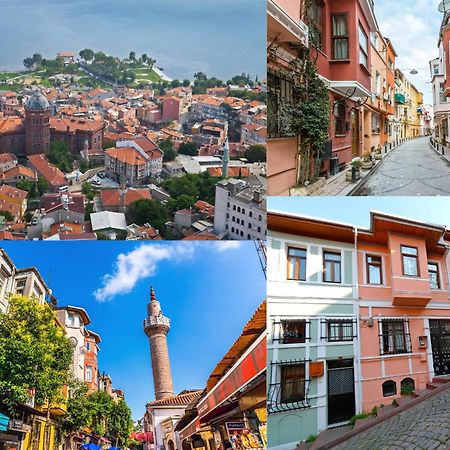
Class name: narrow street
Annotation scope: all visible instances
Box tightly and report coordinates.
[333,387,450,450]
[354,137,450,196]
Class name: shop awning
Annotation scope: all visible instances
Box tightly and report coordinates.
[197,334,266,421]
[0,413,9,431]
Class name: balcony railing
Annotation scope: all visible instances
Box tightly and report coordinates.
[268,378,311,414]
[395,93,406,104]
[144,315,170,328]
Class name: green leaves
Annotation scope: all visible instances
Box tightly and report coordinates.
[0,295,73,414]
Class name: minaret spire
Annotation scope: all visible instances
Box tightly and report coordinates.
[222,138,229,179]
[144,286,174,400]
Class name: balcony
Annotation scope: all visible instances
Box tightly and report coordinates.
[267,0,308,47]
[395,93,406,104]
[391,277,432,307]
[144,315,170,328]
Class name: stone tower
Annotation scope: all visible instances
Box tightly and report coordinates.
[144,286,174,400]
[221,138,229,179]
[25,89,51,155]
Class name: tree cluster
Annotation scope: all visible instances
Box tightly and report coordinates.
[0,295,73,413]
[48,141,74,173]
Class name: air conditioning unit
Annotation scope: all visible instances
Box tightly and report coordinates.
[383,93,390,101]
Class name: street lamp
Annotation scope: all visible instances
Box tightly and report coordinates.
[399,68,419,75]
[438,0,450,12]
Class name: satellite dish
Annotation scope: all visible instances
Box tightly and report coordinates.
[439,0,450,12]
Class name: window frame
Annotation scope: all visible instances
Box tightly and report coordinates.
[326,319,354,342]
[280,319,307,344]
[428,262,440,289]
[334,99,347,136]
[366,254,383,285]
[287,247,307,281]
[331,13,349,60]
[401,245,420,277]
[380,319,411,356]
[358,23,369,68]
[280,363,306,404]
[323,250,342,284]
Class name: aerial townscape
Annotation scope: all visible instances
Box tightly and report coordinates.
[267,0,440,197]
[0,49,267,241]
[0,242,267,450]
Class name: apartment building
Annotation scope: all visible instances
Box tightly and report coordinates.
[267,212,360,449]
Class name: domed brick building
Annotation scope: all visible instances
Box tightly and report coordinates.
[0,89,105,158]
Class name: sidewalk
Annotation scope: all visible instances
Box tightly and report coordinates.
[313,138,412,196]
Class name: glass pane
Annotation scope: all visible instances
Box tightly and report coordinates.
[334,262,341,282]
[403,256,418,276]
[402,246,418,256]
[359,25,368,52]
[289,248,306,258]
[325,253,341,262]
[332,15,347,36]
[334,39,348,59]
[368,265,381,284]
[299,261,306,281]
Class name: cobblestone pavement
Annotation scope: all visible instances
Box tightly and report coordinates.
[333,388,450,450]
[354,137,450,196]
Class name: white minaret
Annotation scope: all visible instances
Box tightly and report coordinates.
[222,138,229,179]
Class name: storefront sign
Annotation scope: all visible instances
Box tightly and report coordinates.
[8,419,31,433]
[225,422,263,450]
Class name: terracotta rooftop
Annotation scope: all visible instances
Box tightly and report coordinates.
[27,154,66,186]
[105,147,147,166]
[207,167,250,178]
[0,153,17,164]
[100,188,151,207]
[0,117,24,135]
[147,390,203,408]
[50,116,105,133]
[2,165,37,181]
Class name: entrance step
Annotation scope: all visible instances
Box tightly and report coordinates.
[432,375,450,384]
[395,395,416,407]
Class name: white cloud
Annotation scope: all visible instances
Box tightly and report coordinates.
[93,243,194,302]
[212,241,242,252]
[376,0,443,104]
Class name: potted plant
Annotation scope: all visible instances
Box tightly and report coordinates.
[346,158,362,182]
[361,151,373,170]
[374,146,382,160]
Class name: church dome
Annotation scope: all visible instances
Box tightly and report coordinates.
[26,89,50,111]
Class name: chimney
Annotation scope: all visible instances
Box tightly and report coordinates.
[253,189,262,203]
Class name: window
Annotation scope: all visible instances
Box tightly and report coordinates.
[323,251,341,283]
[67,313,76,327]
[375,71,381,95]
[371,113,381,133]
[380,320,411,355]
[309,0,324,49]
[334,100,346,135]
[280,364,306,403]
[440,83,446,104]
[359,24,369,68]
[268,70,295,138]
[86,342,91,351]
[367,255,383,285]
[382,380,397,397]
[281,320,306,344]
[428,262,440,289]
[401,245,419,276]
[400,377,415,394]
[85,365,92,382]
[287,247,307,281]
[327,320,353,342]
[331,14,349,60]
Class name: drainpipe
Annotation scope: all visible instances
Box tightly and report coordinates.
[354,226,363,414]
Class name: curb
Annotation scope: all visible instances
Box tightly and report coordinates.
[429,138,450,165]
[305,381,450,450]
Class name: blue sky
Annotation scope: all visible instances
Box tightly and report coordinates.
[0,0,265,80]
[0,241,265,420]
[375,0,443,105]
[269,197,450,229]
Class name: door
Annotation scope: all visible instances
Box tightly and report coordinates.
[429,320,450,375]
[351,111,359,157]
[327,359,355,425]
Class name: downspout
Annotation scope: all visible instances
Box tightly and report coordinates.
[354,226,363,414]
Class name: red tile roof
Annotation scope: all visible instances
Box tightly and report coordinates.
[27,154,66,187]
[100,188,151,207]
[105,147,147,166]
[147,390,203,408]
[50,116,105,133]
[207,167,250,178]
[2,165,38,181]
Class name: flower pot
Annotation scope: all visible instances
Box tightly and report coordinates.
[346,169,361,182]
[375,153,382,160]
[361,160,373,170]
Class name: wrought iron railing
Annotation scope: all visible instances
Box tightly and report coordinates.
[268,378,311,414]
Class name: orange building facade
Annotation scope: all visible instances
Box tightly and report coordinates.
[357,212,450,411]
[84,330,101,392]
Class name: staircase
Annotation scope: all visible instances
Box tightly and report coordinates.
[295,376,450,450]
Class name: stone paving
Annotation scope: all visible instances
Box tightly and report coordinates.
[354,136,450,196]
[333,388,450,450]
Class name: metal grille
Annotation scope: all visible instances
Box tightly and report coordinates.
[267,70,296,139]
[272,319,311,343]
[378,319,412,356]
[328,367,354,395]
[430,319,450,376]
[320,318,357,341]
[268,360,311,414]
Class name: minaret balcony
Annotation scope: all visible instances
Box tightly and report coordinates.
[144,315,170,329]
